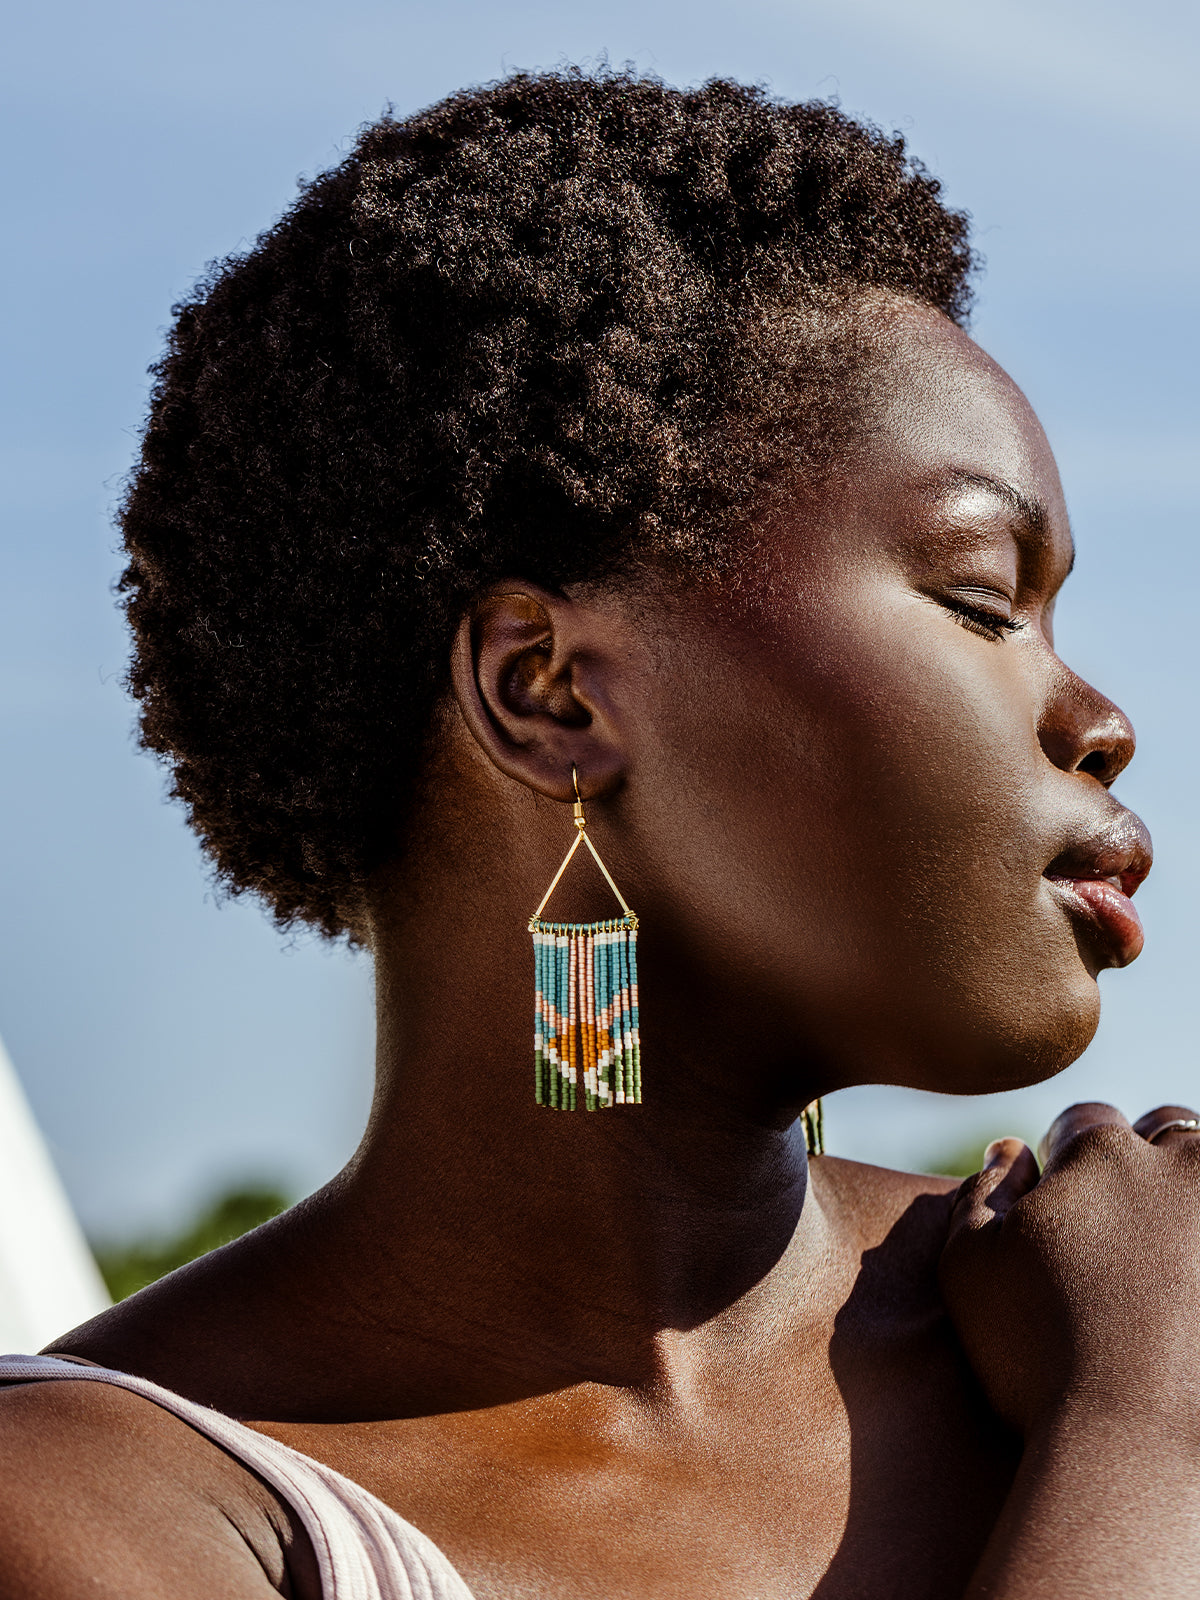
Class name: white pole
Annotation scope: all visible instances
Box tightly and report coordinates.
[0,1034,110,1352]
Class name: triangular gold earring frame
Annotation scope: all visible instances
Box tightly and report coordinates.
[529,775,637,928]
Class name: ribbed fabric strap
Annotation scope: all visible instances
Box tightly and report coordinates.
[0,1354,477,1600]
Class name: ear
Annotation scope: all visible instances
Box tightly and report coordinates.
[449,583,627,803]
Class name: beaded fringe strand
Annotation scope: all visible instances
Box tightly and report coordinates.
[530,915,641,1109]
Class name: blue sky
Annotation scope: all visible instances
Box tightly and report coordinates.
[1,0,1196,1235]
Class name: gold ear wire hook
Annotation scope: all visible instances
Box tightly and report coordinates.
[530,764,635,924]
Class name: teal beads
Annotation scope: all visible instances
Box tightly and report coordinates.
[529,914,641,1110]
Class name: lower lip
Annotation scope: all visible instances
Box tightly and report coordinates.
[1046,876,1144,967]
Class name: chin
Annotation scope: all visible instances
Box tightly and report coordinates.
[973,997,1101,1096]
[892,975,1103,1098]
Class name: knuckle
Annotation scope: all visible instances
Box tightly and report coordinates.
[1055,1121,1137,1166]
[1052,1100,1122,1127]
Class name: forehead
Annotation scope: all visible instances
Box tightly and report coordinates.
[863,302,1068,527]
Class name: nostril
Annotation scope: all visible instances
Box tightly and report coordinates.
[1038,682,1135,784]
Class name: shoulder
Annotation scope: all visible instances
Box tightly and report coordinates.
[0,1376,304,1597]
[812,1153,960,1231]
[810,1154,961,1298]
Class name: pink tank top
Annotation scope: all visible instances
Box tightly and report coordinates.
[0,1353,477,1600]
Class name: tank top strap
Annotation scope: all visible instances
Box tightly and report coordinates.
[0,1353,477,1600]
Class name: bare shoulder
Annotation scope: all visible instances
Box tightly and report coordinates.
[810,1153,961,1289]
[813,1152,960,1223]
[43,1211,315,1416]
[0,1377,305,1598]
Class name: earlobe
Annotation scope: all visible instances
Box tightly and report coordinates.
[449,584,626,802]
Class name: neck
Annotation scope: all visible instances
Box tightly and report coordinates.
[63,775,846,1423]
[305,855,830,1412]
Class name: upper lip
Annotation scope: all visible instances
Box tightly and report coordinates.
[1043,811,1153,899]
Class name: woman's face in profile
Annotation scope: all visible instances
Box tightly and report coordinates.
[632,301,1150,1103]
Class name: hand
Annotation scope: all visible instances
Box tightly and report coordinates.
[939,1102,1200,1437]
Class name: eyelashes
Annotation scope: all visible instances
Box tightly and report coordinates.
[942,597,1024,642]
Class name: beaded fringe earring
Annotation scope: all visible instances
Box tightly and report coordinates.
[529,768,640,1110]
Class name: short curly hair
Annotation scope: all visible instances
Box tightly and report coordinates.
[119,67,975,939]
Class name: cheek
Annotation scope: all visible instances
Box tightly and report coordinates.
[649,586,1099,1090]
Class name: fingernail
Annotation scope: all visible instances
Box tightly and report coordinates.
[983,1139,1010,1169]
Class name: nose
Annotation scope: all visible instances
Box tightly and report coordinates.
[1038,668,1136,788]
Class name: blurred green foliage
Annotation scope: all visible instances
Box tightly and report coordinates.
[921,1137,1039,1179]
[93,1186,292,1302]
[927,1142,993,1179]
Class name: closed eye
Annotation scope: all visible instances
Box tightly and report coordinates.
[942,597,1024,643]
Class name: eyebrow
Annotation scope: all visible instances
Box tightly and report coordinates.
[936,468,1076,579]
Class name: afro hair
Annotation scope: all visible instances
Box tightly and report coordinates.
[119,67,975,939]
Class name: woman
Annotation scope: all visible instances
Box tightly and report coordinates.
[2,68,1196,1599]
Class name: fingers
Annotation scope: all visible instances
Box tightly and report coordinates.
[980,1138,1041,1216]
[1132,1105,1200,1147]
[949,1138,1040,1238]
[1035,1100,1200,1169]
[1037,1101,1132,1169]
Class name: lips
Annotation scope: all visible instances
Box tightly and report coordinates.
[1044,812,1152,969]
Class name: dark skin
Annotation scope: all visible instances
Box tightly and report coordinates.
[1,299,1193,1599]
